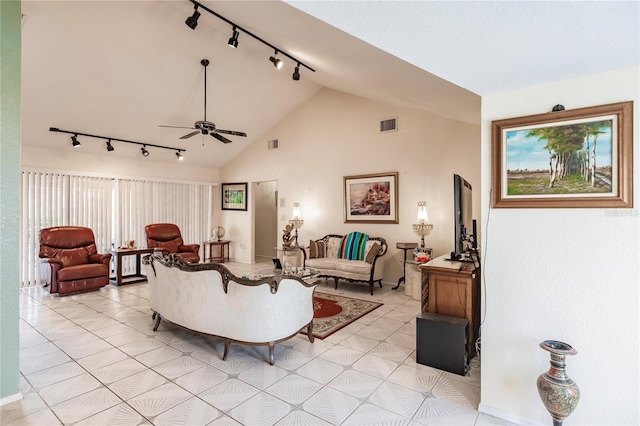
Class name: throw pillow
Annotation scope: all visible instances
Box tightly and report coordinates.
[309,239,326,259]
[365,242,380,264]
[338,232,369,260]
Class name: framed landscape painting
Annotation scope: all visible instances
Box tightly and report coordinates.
[491,101,633,208]
[344,172,398,223]
[221,182,248,211]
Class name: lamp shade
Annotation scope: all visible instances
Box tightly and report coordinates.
[292,203,302,219]
[417,201,429,223]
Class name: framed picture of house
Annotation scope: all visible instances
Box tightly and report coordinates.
[344,172,399,223]
[221,182,248,211]
[491,101,633,208]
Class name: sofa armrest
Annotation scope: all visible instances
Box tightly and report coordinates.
[180,243,200,254]
[89,253,112,266]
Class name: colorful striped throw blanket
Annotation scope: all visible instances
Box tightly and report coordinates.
[338,232,369,260]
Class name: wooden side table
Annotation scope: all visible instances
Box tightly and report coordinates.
[203,240,230,263]
[110,248,155,286]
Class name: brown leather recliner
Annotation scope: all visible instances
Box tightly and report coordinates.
[145,223,200,263]
[39,226,112,295]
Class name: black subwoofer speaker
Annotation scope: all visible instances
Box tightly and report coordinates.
[416,312,469,375]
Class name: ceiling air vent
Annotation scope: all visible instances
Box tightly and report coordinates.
[268,139,279,149]
[380,118,397,132]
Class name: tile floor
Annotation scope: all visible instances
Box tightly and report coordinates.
[2,261,513,425]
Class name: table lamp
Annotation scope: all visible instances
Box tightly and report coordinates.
[412,201,433,248]
[289,202,304,246]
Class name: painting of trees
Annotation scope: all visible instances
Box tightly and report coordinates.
[492,101,632,208]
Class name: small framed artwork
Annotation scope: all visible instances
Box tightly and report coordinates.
[221,182,248,211]
[492,101,633,208]
[344,172,398,223]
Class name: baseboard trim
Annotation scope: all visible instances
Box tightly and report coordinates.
[478,403,537,425]
[0,391,23,407]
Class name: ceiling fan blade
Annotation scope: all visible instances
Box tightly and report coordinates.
[159,125,197,130]
[210,132,232,144]
[180,130,201,139]
[215,129,247,137]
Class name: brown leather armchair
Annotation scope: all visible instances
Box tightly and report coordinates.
[39,226,112,295]
[145,223,200,263]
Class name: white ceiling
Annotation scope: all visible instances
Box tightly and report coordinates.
[21,1,639,169]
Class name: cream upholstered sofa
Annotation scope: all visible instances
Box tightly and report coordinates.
[303,233,387,295]
[142,254,316,365]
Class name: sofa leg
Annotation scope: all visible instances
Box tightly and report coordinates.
[153,314,162,331]
[369,282,374,295]
[268,342,275,365]
[334,277,339,289]
[378,280,382,288]
[307,321,315,343]
[223,339,230,360]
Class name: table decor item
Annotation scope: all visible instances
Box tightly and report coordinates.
[537,340,580,426]
[212,226,225,241]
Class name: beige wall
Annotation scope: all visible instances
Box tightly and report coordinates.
[480,67,639,424]
[221,88,480,283]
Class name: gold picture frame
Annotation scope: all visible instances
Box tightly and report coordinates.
[491,101,633,208]
[344,172,399,223]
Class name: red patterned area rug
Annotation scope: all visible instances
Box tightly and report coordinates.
[301,292,383,340]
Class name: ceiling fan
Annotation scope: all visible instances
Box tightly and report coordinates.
[159,59,247,144]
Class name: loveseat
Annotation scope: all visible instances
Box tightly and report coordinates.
[303,233,387,295]
[142,254,316,365]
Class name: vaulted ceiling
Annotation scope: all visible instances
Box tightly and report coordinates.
[21,1,639,169]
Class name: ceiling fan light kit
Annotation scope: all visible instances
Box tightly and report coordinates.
[50,127,186,160]
[159,59,247,144]
[183,0,314,81]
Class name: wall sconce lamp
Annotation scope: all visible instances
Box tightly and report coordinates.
[289,202,304,246]
[412,201,434,248]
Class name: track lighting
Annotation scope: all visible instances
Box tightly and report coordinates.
[50,128,186,158]
[270,51,283,69]
[228,26,239,48]
[176,151,184,161]
[185,6,200,30]
[184,1,315,81]
[292,64,300,81]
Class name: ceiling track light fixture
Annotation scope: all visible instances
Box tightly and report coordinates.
[50,127,186,160]
[269,50,283,70]
[228,26,239,48]
[184,0,315,81]
[292,63,300,81]
[185,5,200,30]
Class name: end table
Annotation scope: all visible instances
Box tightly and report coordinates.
[393,242,418,290]
[203,240,230,263]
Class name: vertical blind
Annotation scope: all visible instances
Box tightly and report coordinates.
[20,170,213,287]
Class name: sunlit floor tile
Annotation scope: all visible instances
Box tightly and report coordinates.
[49,387,121,424]
[302,387,360,425]
[342,403,410,426]
[266,374,323,405]
[229,392,291,426]
[152,396,219,426]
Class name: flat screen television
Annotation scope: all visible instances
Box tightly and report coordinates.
[452,174,476,260]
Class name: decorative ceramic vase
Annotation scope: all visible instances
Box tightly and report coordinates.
[536,340,580,426]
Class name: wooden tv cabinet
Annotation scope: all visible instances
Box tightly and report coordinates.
[419,255,480,358]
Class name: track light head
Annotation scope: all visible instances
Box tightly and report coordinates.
[185,7,200,30]
[106,139,114,152]
[141,146,149,157]
[176,151,184,161]
[71,135,80,147]
[270,52,283,70]
[292,64,300,81]
[228,26,239,48]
